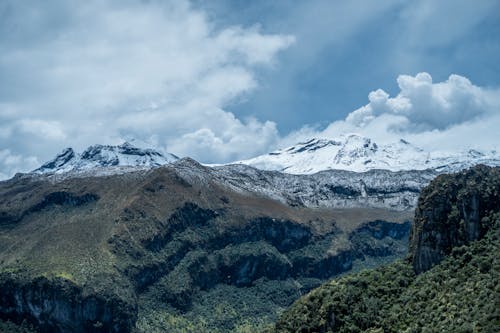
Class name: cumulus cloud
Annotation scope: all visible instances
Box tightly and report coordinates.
[310,72,500,151]
[169,116,278,162]
[344,72,489,131]
[0,0,293,178]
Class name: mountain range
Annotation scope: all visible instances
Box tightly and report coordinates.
[0,151,413,332]
[235,134,500,174]
[32,134,500,178]
[269,165,500,333]
[1,136,498,332]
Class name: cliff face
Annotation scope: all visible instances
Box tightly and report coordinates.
[0,275,135,333]
[409,165,500,273]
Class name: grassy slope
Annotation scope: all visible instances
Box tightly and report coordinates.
[0,167,412,332]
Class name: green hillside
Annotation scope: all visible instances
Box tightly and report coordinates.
[271,165,500,333]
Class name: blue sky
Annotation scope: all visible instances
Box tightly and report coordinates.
[1,0,500,178]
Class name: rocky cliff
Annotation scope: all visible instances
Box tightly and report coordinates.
[0,274,135,333]
[409,165,500,273]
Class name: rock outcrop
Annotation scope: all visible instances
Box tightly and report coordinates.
[0,274,136,333]
[409,165,500,273]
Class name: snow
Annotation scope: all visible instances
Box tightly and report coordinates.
[233,134,500,174]
[24,136,499,212]
[32,142,178,175]
[178,159,438,211]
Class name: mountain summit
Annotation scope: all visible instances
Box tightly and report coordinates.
[234,134,500,174]
[33,142,178,175]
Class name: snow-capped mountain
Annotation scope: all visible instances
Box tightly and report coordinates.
[33,142,178,175]
[234,134,500,174]
[23,136,498,212]
[22,138,498,212]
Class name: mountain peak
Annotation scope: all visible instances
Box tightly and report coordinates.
[35,148,77,173]
[233,135,500,174]
[33,142,178,175]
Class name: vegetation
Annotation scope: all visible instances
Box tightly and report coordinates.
[0,167,412,332]
[274,214,499,332]
[0,319,36,333]
[271,165,500,333]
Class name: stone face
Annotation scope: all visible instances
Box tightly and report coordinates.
[409,165,500,274]
[0,275,136,333]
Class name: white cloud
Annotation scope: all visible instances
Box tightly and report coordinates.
[169,115,279,162]
[0,0,294,178]
[303,72,500,152]
[0,149,39,180]
[17,119,67,140]
[344,72,489,131]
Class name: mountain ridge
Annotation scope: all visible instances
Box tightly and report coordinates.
[0,155,414,333]
[32,142,178,175]
[234,134,500,174]
[22,135,500,182]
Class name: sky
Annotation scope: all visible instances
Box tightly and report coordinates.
[1,0,500,179]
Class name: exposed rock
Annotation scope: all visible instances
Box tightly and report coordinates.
[0,274,136,333]
[269,165,500,333]
[409,165,499,273]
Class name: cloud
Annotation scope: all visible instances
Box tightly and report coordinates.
[196,0,500,134]
[344,72,489,131]
[0,0,293,178]
[1,1,498,180]
[307,72,500,151]
[0,149,39,180]
[169,115,279,162]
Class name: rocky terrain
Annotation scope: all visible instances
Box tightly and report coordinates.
[270,165,500,333]
[409,165,500,273]
[0,158,413,332]
[31,145,440,212]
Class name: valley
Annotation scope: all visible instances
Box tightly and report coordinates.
[1,143,498,332]
[0,157,414,332]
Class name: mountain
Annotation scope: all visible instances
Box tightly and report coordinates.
[269,165,500,333]
[234,134,500,174]
[0,158,415,333]
[2,139,498,332]
[26,143,441,212]
[28,155,438,212]
[32,142,178,176]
